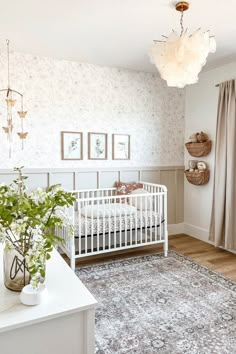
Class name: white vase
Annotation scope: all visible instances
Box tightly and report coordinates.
[20,283,48,306]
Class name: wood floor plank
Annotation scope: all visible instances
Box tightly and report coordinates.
[62,234,236,281]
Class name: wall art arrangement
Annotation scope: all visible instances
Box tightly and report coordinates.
[61,132,130,161]
[61,131,83,160]
[112,134,130,160]
[88,132,107,160]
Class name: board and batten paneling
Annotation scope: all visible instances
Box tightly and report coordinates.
[0,166,184,224]
[160,170,176,224]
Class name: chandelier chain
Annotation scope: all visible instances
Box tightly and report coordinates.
[180,10,184,36]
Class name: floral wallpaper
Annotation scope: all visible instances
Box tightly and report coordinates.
[0,51,185,168]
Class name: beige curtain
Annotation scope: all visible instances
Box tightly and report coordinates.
[209,79,236,249]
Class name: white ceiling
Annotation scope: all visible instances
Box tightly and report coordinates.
[1,0,236,72]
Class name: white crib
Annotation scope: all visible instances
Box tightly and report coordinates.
[58,181,168,270]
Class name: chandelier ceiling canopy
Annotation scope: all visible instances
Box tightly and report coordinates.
[149,1,216,88]
[1,40,28,158]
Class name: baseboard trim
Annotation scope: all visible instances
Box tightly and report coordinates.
[168,223,185,235]
[183,223,236,255]
[183,223,213,244]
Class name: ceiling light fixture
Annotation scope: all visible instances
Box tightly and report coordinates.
[149,1,216,88]
[1,40,28,158]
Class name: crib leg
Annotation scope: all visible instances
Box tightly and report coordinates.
[164,231,168,257]
[164,244,168,257]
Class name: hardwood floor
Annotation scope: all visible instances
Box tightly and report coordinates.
[64,234,236,281]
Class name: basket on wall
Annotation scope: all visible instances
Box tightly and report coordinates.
[185,140,212,157]
[184,169,210,186]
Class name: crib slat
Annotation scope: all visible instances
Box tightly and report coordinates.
[119,197,122,248]
[129,198,132,246]
[151,186,154,243]
[135,196,138,245]
[91,197,94,253]
[140,193,143,244]
[108,197,111,250]
[78,201,82,255]
[125,196,127,247]
[154,194,157,241]
[85,201,88,254]
[97,202,100,252]
[145,195,148,244]
[103,199,105,250]
[160,194,163,241]
[114,197,117,249]
[149,195,152,242]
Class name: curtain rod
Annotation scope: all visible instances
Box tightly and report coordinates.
[215,79,235,87]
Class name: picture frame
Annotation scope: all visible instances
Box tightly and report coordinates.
[88,132,108,160]
[61,131,83,160]
[112,134,130,160]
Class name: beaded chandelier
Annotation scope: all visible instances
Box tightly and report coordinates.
[149,2,216,88]
[1,40,28,158]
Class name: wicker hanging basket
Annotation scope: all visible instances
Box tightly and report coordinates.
[185,140,212,157]
[184,169,210,186]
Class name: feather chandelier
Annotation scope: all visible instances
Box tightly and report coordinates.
[149,2,216,88]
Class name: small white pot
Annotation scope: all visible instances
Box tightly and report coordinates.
[20,283,48,306]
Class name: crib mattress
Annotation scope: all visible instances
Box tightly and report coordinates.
[74,210,164,237]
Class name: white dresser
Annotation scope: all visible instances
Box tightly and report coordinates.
[0,248,97,354]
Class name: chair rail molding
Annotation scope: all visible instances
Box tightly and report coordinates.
[0,166,184,229]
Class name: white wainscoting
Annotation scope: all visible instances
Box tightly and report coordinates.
[0,166,184,228]
[184,223,212,244]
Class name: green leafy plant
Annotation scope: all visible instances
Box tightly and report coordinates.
[0,167,75,288]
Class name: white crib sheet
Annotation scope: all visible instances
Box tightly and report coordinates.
[74,210,164,237]
[80,203,137,218]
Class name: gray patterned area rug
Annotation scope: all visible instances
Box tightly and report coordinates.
[76,252,236,354]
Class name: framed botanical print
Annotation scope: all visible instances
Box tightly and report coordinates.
[112,134,130,160]
[88,132,108,160]
[61,131,83,160]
